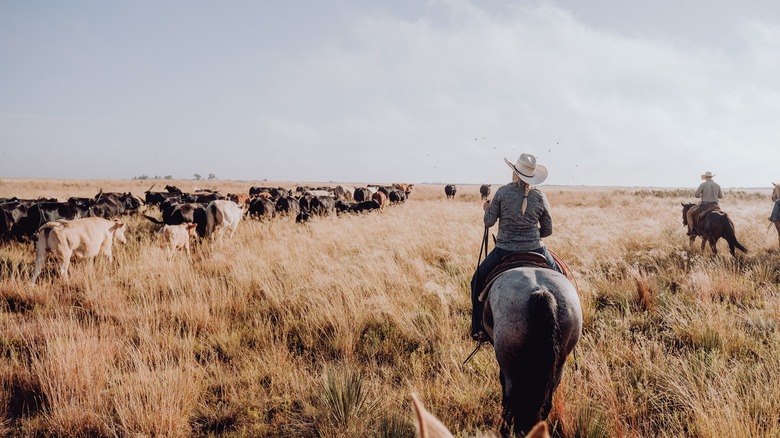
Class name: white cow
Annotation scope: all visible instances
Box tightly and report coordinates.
[158,223,198,261]
[333,185,354,202]
[303,189,334,198]
[205,200,243,243]
[30,217,127,285]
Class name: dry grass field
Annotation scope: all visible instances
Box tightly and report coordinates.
[1,179,779,437]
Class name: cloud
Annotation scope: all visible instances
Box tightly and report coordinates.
[2,1,779,187]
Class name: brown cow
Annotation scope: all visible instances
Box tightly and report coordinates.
[159,223,198,261]
[30,217,127,285]
[393,183,414,195]
[371,191,388,208]
[228,193,251,207]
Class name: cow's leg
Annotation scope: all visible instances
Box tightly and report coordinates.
[185,242,192,262]
[700,237,706,252]
[30,238,47,285]
[710,239,718,255]
[688,234,696,248]
[59,250,72,281]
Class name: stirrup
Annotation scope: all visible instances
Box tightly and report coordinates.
[471,330,489,343]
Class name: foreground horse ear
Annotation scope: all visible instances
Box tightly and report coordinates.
[526,421,551,438]
[411,393,454,438]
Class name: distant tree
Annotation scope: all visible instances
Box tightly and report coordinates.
[135,175,149,180]
[154,175,162,180]
[194,173,202,180]
[208,173,216,180]
[164,175,173,180]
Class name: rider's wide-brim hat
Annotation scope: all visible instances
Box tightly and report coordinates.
[504,153,548,185]
[701,171,715,179]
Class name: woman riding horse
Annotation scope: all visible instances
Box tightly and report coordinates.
[470,153,561,342]
[469,153,581,436]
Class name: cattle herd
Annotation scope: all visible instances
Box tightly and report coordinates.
[0,183,415,283]
[1,183,415,242]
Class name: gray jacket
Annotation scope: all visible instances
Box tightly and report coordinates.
[694,179,722,204]
[484,182,553,252]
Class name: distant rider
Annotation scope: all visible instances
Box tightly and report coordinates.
[687,171,722,236]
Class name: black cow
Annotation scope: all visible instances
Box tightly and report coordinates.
[0,207,15,241]
[164,185,183,194]
[180,191,223,204]
[12,202,90,240]
[145,191,180,206]
[350,201,381,213]
[298,195,311,213]
[335,200,353,214]
[354,188,371,203]
[145,202,208,238]
[444,184,457,199]
[251,187,290,200]
[248,197,276,220]
[479,184,491,201]
[96,192,143,214]
[388,190,407,204]
[309,196,335,216]
[275,196,301,216]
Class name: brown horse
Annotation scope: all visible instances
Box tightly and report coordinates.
[772,183,780,248]
[681,203,747,256]
[410,393,550,438]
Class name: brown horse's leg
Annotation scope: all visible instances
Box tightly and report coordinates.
[775,223,780,249]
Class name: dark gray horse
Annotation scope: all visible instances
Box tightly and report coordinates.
[482,267,582,437]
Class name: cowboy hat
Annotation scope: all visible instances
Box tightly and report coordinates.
[504,153,548,185]
[701,171,715,179]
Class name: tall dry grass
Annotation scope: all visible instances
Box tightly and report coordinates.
[1,179,779,437]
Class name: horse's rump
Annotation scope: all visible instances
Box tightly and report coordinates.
[483,267,582,435]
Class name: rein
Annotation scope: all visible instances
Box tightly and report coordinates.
[476,225,489,272]
[463,226,491,366]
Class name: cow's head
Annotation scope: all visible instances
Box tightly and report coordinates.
[186,223,198,237]
[112,221,127,244]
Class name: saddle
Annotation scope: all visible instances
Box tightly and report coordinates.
[692,205,721,231]
[477,251,576,302]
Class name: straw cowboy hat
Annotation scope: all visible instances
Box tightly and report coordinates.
[504,153,548,185]
[701,171,715,180]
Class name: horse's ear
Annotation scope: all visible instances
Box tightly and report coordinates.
[526,421,551,438]
[411,393,454,438]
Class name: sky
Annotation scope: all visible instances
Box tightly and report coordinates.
[1,0,779,188]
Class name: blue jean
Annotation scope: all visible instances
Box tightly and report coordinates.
[470,246,561,334]
[771,200,780,222]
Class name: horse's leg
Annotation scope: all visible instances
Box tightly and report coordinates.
[775,223,780,248]
[499,371,513,438]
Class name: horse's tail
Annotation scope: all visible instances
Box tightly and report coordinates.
[722,213,747,255]
[508,289,561,432]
